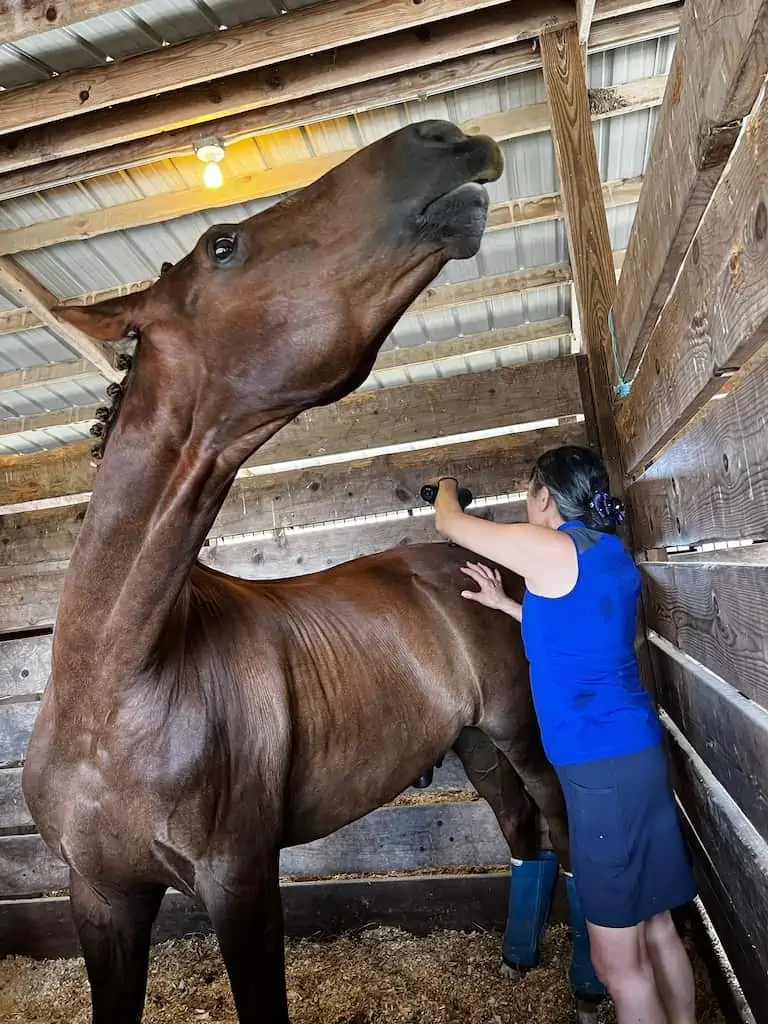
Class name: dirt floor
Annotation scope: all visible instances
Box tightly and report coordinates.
[0,922,725,1024]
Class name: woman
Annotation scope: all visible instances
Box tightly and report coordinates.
[432,445,697,1024]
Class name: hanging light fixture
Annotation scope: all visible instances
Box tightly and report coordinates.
[194,138,225,189]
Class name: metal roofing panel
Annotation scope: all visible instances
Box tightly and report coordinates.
[0,376,105,419]
[0,421,92,455]
[0,329,84,372]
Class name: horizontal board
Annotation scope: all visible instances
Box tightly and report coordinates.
[0,800,509,898]
[0,422,585,569]
[0,356,586,507]
[201,502,525,578]
[616,87,768,475]
[0,701,39,768]
[663,714,768,1022]
[629,351,768,550]
[0,752,471,834]
[643,560,768,710]
[650,633,768,843]
[0,634,52,697]
[0,871,572,961]
[0,503,526,632]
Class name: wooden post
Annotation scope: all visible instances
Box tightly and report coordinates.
[539,25,623,494]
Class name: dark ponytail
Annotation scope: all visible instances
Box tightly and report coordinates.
[530,445,625,534]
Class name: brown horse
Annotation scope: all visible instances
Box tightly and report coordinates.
[22,122,570,1024]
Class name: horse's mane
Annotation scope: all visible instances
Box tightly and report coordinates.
[89,333,139,463]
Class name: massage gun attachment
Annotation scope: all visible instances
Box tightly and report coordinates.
[420,481,473,510]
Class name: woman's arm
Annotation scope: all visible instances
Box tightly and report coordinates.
[433,478,576,595]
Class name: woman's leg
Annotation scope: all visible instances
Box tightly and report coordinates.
[587,920,667,1024]
[644,911,697,1024]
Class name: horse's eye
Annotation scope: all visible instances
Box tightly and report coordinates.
[211,233,237,265]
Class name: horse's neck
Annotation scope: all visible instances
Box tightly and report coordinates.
[52,387,284,684]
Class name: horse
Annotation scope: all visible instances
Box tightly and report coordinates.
[22,121,591,1023]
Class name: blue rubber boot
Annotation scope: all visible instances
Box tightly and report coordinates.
[565,871,607,1001]
[502,850,559,971]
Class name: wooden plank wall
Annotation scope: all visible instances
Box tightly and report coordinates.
[615,71,768,1022]
[0,353,590,955]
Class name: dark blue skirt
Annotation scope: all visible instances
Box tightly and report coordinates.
[556,742,697,928]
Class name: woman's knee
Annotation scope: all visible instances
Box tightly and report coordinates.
[587,922,652,990]
[644,911,679,952]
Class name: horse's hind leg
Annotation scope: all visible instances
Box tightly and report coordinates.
[482,720,607,1015]
[453,727,558,978]
[70,870,165,1024]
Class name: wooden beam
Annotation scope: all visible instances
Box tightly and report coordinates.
[611,0,768,381]
[0,258,120,382]
[0,0,571,138]
[0,355,586,507]
[540,26,623,492]
[629,351,768,551]
[0,75,664,254]
[0,1,131,46]
[616,86,768,478]
[0,3,682,197]
[578,0,598,47]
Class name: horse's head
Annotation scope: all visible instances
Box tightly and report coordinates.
[56,121,502,452]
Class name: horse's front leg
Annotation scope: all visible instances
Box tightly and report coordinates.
[70,870,166,1024]
[197,857,289,1024]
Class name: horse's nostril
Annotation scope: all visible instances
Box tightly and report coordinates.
[414,121,462,145]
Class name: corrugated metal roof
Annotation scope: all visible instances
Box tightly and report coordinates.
[0,30,677,454]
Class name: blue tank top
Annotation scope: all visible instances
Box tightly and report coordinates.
[521,520,662,767]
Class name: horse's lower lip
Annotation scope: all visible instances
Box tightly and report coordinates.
[422,181,489,215]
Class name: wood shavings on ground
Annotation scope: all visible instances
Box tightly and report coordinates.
[0,923,726,1024]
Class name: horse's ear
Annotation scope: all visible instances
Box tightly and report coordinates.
[54,294,143,342]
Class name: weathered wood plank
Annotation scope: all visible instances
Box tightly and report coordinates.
[0,355,586,507]
[0,767,33,830]
[662,712,768,1019]
[643,561,768,710]
[0,702,39,767]
[1,423,585,569]
[612,0,768,380]
[0,0,568,138]
[0,504,526,632]
[1,871,565,960]
[0,800,510,897]
[201,503,525,578]
[0,634,52,697]
[629,350,768,551]
[616,84,768,476]
[540,26,623,494]
[650,631,768,843]
[0,2,679,196]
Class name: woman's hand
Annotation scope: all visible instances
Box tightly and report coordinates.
[460,561,522,621]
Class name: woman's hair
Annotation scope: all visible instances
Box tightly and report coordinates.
[529,445,626,533]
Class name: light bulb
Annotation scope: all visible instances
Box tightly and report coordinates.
[203,161,223,189]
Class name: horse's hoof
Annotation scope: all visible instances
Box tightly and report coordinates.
[499,961,523,982]
[411,769,435,789]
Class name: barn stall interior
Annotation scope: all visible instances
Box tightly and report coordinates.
[0,0,766,1022]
